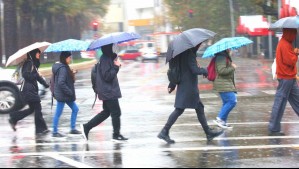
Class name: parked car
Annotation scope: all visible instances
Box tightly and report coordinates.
[140,48,159,63]
[118,49,141,61]
[0,67,46,114]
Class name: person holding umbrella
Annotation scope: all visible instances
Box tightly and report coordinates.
[51,51,81,137]
[269,28,299,136]
[81,44,128,141]
[158,28,224,144]
[202,37,253,129]
[9,49,50,135]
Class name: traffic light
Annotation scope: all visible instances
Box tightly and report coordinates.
[93,22,98,31]
[188,9,194,18]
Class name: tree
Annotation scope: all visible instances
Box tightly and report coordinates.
[18,0,33,48]
[3,0,17,59]
[164,0,265,39]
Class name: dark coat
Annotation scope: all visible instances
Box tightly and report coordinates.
[21,60,48,103]
[174,50,207,109]
[52,63,76,102]
[96,44,122,101]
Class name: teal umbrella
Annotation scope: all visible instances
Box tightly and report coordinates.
[202,37,253,59]
[45,39,91,52]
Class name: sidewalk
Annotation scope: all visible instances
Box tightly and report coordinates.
[39,59,97,77]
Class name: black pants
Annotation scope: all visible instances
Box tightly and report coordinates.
[85,99,121,136]
[164,102,210,135]
[10,101,48,133]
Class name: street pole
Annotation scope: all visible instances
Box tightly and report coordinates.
[229,0,235,37]
[0,0,5,64]
[268,0,273,59]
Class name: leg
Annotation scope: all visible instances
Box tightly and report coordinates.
[196,101,223,141]
[66,102,79,131]
[84,101,110,132]
[269,80,293,132]
[105,100,122,136]
[53,102,65,134]
[218,92,237,122]
[158,108,184,144]
[10,103,34,123]
[287,81,299,116]
[33,102,48,134]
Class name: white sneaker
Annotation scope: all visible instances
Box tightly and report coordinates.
[214,118,233,129]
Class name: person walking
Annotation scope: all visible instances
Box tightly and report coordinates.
[8,49,50,135]
[158,44,224,144]
[269,28,299,136]
[52,51,81,137]
[213,50,237,129]
[81,44,128,142]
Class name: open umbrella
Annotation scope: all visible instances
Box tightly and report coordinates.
[45,39,91,52]
[202,37,253,59]
[269,15,299,30]
[88,32,141,51]
[6,42,51,67]
[166,28,216,62]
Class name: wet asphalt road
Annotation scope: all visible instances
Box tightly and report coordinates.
[1,57,299,168]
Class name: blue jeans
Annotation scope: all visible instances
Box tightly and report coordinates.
[53,101,79,134]
[218,92,237,122]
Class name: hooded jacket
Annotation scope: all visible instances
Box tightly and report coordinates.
[96,44,122,101]
[21,56,48,103]
[276,28,298,80]
[52,63,76,102]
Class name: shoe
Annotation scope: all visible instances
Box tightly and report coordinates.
[269,131,285,136]
[42,129,51,134]
[206,128,224,141]
[112,134,129,142]
[214,118,233,129]
[158,129,175,144]
[52,133,66,138]
[8,119,16,132]
[80,124,89,141]
[70,129,82,135]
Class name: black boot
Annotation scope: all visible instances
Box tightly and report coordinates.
[206,128,224,141]
[158,129,175,144]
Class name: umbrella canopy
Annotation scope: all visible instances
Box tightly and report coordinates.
[166,28,216,62]
[6,42,51,67]
[269,16,299,30]
[88,32,141,51]
[45,39,91,52]
[202,37,253,59]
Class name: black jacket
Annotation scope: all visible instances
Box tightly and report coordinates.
[52,63,76,102]
[21,60,48,103]
[96,45,122,101]
[174,50,207,109]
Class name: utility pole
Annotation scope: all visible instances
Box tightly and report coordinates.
[0,0,5,65]
[268,0,273,59]
[229,0,235,37]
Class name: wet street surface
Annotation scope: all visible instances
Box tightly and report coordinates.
[1,57,299,168]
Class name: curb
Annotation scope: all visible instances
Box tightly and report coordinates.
[39,59,97,77]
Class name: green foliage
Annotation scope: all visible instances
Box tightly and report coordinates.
[164,0,267,39]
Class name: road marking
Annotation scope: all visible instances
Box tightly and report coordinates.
[47,154,93,168]
[1,144,299,158]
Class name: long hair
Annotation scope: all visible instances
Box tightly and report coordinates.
[27,48,41,68]
[60,51,75,82]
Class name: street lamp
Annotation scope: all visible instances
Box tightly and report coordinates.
[0,0,5,64]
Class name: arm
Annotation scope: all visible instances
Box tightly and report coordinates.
[216,56,235,76]
[100,58,120,82]
[187,52,207,75]
[281,45,298,67]
[57,67,73,96]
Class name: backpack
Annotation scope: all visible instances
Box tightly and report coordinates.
[91,62,100,109]
[207,56,229,82]
[167,56,181,84]
[49,65,63,110]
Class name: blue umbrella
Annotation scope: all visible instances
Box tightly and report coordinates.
[88,32,141,51]
[45,39,91,52]
[202,37,253,59]
[269,16,299,30]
